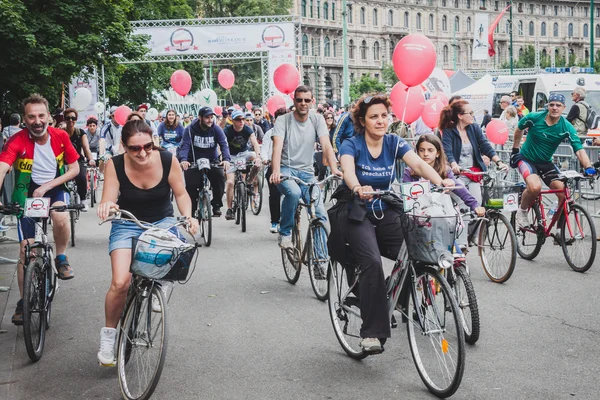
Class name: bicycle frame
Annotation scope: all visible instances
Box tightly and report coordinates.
[526,184,577,239]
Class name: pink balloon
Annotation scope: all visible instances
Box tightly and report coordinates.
[486,119,510,145]
[233,104,241,110]
[273,64,300,95]
[214,106,223,117]
[390,82,425,124]
[431,92,449,106]
[266,95,287,116]
[114,105,132,126]
[245,101,253,111]
[170,70,192,96]
[421,99,445,129]
[393,34,436,87]
[218,69,235,90]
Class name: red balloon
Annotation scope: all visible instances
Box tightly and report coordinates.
[486,119,509,145]
[273,64,300,95]
[170,70,192,96]
[431,92,449,106]
[390,82,425,124]
[218,69,235,90]
[393,34,436,87]
[114,105,132,126]
[266,95,287,116]
[245,101,253,111]
[214,106,223,117]
[233,104,241,110]
[421,99,445,129]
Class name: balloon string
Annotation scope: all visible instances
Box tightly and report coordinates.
[228,90,234,106]
[388,87,411,189]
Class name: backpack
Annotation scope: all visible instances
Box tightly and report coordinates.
[577,101,599,129]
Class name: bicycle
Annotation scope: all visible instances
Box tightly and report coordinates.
[99,209,199,400]
[246,163,263,216]
[0,200,84,361]
[281,175,339,301]
[65,180,81,247]
[510,169,598,273]
[228,156,254,233]
[322,165,340,204]
[86,164,100,208]
[327,189,465,398]
[188,158,219,247]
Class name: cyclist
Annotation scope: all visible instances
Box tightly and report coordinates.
[0,94,81,325]
[179,106,231,217]
[270,85,340,249]
[64,108,96,210]
[253,107,272,133]
[224,110,261,220]
[331,107,355,155]
[511,93,597,228]
[99,106,122,173]
[328,94,452,354]
[85,117,100,156]
[244,112,264,143]
[96,120,198,367]
[157,109,184,157]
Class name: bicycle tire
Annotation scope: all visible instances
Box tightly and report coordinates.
[235,182,241,225]
[199,191,212,247]
[281,225,302,284]
[560,203,597,273]
[250,177,263,215]
[23,260,47,362]
[89,169,96,208]
[307,223,329,301]
[45,264,53,330]
[404,265,465,398]
[453,265,480,344]
[70,210,76,247]
[118,285,168,400]
[512,205,543,260]
[327,260,367,360]
[479,212,517,283]
[240,184,247,233]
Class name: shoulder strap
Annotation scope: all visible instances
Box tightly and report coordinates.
[159,150,172,182]
[577,102,589,124]
[112,154,126,182]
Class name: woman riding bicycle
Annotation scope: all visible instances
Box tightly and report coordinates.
[328,94,453,354]
[96,120,198,367]
[157,109,184,156]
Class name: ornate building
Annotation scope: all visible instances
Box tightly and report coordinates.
[295,0,600,104]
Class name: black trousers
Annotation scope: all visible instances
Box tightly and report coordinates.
[74,163,87,200]
[314,152,328,181]
[344,208,404,339]
[184,166,225,212]
[264,166,281,224]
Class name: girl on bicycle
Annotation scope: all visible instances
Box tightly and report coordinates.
[96,120,198,367]
[157,109,184,156]
[328,94,453,354]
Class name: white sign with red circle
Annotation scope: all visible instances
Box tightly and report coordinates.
[24,197,50,218]
[503,193,519,212]
[401,181,431,212]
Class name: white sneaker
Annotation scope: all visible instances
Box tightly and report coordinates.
[82,200,89,212]
[152,284,170,313]
[360,337,382,353]
[278,235,293,249]
[516,209,530,228]
[269,223,279,234]
[97,327,117,367]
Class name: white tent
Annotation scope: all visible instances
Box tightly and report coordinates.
[454,74,494,122]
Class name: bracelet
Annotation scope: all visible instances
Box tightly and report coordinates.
[495,160,503,165]
[351,185,361,194]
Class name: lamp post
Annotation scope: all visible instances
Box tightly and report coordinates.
[342,0,350,107]
[509,1,514,75]
[591,0,595,69]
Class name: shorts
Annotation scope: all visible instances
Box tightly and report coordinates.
[17,186,70,241]
[516,157,560,187]
[108,216,180,254]
[230,151,256,162]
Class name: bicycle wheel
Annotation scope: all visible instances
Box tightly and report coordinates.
[307,223,329,301]
[327,260,366,360]
[452,265,480,344]
[281,225,302,284]
[479,212,517,283]
[404,265,465,398]
[118,285,168,400]
[250,177,263,216]
[23,260,47,361]
[199,191,212,247]
[70,209,76,247]
[560,204,597,273]
[511,205,543,260]
[239,184,247,232]
[45,265,54,330]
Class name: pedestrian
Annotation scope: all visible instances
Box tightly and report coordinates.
[2,113,22,144]
[504,106,519,136]
[515,96,529,119]
[331,109,355,155]
[157,109,184,156]
[387,112,409,138]
[182,113,192,128]
[566,87,591,138]
[498,95,511,121]
[510,91,518,107]
[480,109,492,128]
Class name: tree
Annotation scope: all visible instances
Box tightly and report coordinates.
[382,63,399,87]
[349,75,386,101]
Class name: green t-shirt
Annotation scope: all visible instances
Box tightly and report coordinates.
[517,110,583,163]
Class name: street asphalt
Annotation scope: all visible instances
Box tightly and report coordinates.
[0,188,599,400]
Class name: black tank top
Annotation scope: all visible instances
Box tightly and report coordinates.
[113,150,174,223]
[70,128,84,162]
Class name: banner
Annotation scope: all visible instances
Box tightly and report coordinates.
[68,72,98,128]
[135,23,295,56]
[488,5,511,57]
[472,13,489,61]
[422,67,452,96]
[268,50,296,104]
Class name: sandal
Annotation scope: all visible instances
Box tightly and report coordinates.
[55,256,74,280]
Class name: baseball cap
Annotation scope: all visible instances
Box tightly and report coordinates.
[244,112,253,119]
[198,106,216,117]
[231,110,244,120]
[227,106,235,113]
[109,106,118,114]
[137,104,148,111]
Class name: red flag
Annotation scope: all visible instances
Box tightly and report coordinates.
[488,5,512,57]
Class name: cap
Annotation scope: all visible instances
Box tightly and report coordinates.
[137,104,148,111]
[198,106,216,117]
[548,93,566,105]
[227,106,235,113]
[244,112,253,119]
[231,110,244,120]
[222,109,229,116]
[109,106,118,114]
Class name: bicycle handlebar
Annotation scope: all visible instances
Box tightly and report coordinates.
[0,202,85,216]
[281,174,341,187]
[99,209,191,233]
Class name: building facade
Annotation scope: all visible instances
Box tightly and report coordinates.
[295,0,600,104]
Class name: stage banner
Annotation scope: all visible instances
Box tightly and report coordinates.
[268,50,297,103]
[472,13,489,61]
[135,23,296,56]
[68,72,98,128]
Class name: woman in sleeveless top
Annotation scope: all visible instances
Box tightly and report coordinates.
[95,120,198,366]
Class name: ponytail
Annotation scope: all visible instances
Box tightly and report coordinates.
[438,99,468,131]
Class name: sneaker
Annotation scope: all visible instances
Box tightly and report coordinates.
[213,207,222,217]
[82,200,89,212]
[152,294,162,313]
[313,261,328,280]
[269,223,279,233]
[360,337,383,353]
[278,234,293,249]
[516,209,530,228]
[12,299,23,326]
[97,327,117,367]
[0,224,10,233]
[55,256,74,280]
[225,208,235,220]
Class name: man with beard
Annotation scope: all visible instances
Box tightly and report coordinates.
[0,94,81,325]
[179,106,230,217]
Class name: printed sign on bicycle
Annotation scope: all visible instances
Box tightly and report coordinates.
[503,193,519,212]
[401,181,431,212]
[24,197,51,218]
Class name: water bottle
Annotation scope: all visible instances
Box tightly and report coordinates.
[547,201,558,218]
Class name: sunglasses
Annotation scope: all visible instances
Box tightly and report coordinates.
[245,119,253,122]
[295,98,312,104]
[65,116,77,121]
[254,113,261,116]
[126,142,154,153]
[234,118,244,122]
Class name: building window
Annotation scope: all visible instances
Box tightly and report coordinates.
[529,4,533,14]
[518,20,523,36]
[554,22,559,37]
[586,49,590,62]
[373,9,378,26]
[554,6,558,16]
[317,0,321,18]
[310,0,313,17]
[529,21,534,36]
[455,16,460,32]
[360,7,365,24]
[429,14,434,31]
[302,34,309,55]
[417,13,422,30]
[541,5,545,15]
[585,7,589,17]
[311,38,315,56]
[333,40,338,57]
[301,0,307,17]
[374,41,380,60]
[454,0,458,8]
[597,8,600,17]
[495,1,499,11]
[442,0,447,6]
[568,23,573,37]
[323,2,328,19]
[597,24,600,38]
[517,3,523,12]
[443,45,449,63]
[389,41,395,60]
[324,36,331,56]
[467,17,471,32]
[568,7,573,17]
[348,5,353,23]
[442,15,447,31]
[541,22,546,36]
[584,24,589,38]
[388,10,393,26]
[349,39,354,58]
[404,11,409,28]
[331,2,335,20]
[361,40,368,60]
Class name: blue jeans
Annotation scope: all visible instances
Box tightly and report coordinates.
[276,167,328,238]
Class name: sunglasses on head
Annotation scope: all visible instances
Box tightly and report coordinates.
[295,98,312,104]
[126,142,154,153]
[65,116,77,121]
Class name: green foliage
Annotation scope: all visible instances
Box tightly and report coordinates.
[197,0,292,18]
[382,63,398,87]
[349,75,386,101]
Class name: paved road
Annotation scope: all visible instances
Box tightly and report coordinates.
[1,192,599,399]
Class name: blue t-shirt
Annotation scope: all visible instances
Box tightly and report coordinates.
[157,123,184,150]
[339,133,411,211]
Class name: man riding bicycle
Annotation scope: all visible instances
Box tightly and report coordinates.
[0,94,81,325]
[270,85,341,249]
[511,93,596,228]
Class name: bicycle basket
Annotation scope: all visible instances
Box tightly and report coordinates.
[131,228,195,280]
[482,184,525,209]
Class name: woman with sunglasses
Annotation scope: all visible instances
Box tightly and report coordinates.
[96,120,198,367]
[440,99,507,204]
[64,108,96,211]
[329,94,453,354]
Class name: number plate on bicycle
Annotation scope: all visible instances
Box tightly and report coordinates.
[196,158,211,170]
[234,158,247,169]
[91,152,97,160]
[401,181,431,212]
[502,193,519,212]
[24,197,51,218]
